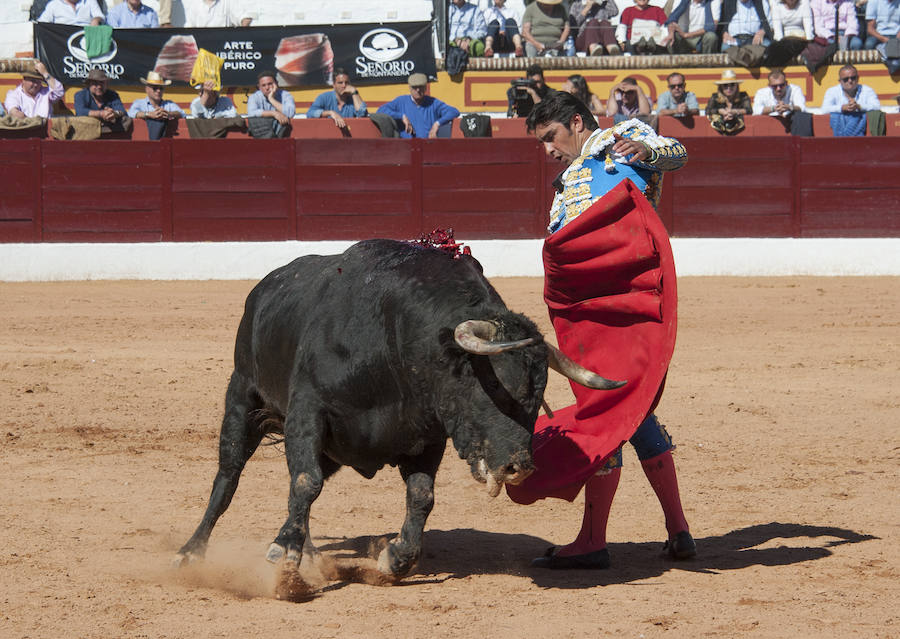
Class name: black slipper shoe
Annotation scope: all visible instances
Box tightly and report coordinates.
[664,530,697,560]
[531,547,611,569]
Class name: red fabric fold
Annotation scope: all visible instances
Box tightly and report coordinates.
[507,179,677,504]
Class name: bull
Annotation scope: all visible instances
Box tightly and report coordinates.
[174,240,621,591]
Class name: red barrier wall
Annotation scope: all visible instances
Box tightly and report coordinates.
[1,136,898,243]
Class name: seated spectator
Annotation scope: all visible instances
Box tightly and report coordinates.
[190,80,237,118]
[705,68,751,135]
[721,0,774,51]
[865,0,900,72]
[616,0,670,55]
[522,0,570,57]
[38,0,104,25]
[483,0,525,57]
[450,0,488,56]
[74,68,132,132]
[752,69,813,134]
[665,0,722,54]
[106,0,159,28]
[0,102,5,117]
[606,77,652,123]
[569,0,621,56]
[506,63,555,117]
[306,68,367,129]
[127,70,184,140]
[657,72,700,117]
[764,0,814,65]
[810,0,862,50]
[561,73,604,116]
[822,64,882,135]
[246,70,295,138]
[374,73,460,139]
[4,62,64,120]
[187,0,252,27]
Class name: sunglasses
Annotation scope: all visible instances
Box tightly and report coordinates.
[720,83,737,89]
[840,75,858,82]
[769,82,786,89]
[668,82,685,89]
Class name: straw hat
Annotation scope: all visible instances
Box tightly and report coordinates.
[140,70,172,86]
[21,69,44,82]
[714,69,740,85]
[537,0,563,4]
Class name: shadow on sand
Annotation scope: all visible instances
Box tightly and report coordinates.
[317,522,877,589]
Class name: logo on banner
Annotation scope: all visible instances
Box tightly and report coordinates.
[67,30,119,63]
[358,28,408,62]
[356,27,415,79]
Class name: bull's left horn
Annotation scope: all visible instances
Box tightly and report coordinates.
[547,344,626,390]
[454,320,540,355]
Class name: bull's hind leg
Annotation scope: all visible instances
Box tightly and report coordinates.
[174,373,267,566]
[377,444,445,578]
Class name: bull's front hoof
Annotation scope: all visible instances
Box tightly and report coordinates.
[274,565,316,602]
[376,542,416,579]
[171,550,203,569]
[265,542,286,564]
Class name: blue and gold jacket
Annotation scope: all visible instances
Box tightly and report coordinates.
[548,119,688,233]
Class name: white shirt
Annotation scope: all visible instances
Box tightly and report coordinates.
[821,84,882,112]
[752,83,807,114]
[772,0,814,40]
[688,0,722,32]
[186,0,250,27]
[483,1,524,27]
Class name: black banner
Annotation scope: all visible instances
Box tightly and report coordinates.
[33,22,436,87]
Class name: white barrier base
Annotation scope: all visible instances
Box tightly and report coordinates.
[1,238,899,281]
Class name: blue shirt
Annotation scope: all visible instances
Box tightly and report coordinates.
[657,90,700,112]
[865,0,900,34]
[728,0,771,36]
[107,3,160,28]
[74,87,126,115]
[307,90,367,119]
[38,0,104,25]
[449,1,489,40]
[127,97,186,118]
[247,89,296,118]
[190,95,237,118]
[376,94,460,139]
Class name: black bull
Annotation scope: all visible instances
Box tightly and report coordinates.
[174,240,621,585]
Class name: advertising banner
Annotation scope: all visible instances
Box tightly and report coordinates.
[33,22,437,87]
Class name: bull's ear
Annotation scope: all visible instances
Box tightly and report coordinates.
[438,327,471,375]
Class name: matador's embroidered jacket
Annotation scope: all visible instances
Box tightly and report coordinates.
[547,118,688,233]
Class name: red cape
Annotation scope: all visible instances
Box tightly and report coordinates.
[506,179,677,504]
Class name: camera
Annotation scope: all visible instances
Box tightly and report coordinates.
[508,78,538,117]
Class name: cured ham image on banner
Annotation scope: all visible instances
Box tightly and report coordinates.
[154,35,199,84]
[33,22,436,87]
[274,34,334,87]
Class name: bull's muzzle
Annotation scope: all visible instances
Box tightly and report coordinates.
[477,456,534,498]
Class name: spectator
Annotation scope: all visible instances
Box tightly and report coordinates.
[106,0,158,27]
[127,70,184,140]
[190,80,237,118]
[449,0,488,56]
[752,69,813,134]
[721,0,774,51]
[0,102,5,117]
[657,72,700,117]
[606,77,652,123]
[38,0,104,25]
[665,0,722,54]
[506,63,555,117]
[561,73,605,115]
[822,63,882,135]
[522,0,570,57]
[306,68,367,129]
[74,68,132,132]
[246,70,295,138]
[187,0,252,27]
[865,0,900,72]
[4,62,64,120]
[810,0,862,50]
[569,0,621,56]
[375,73,460,139]
[764,0,814,65]
[616,0,670,55]
[706,68,751,134]
[483,0,525,57]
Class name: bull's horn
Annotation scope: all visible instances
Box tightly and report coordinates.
[547,344,626,390]
[454,320,540,355]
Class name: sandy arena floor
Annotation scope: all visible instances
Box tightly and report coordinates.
[1,275,897,638]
